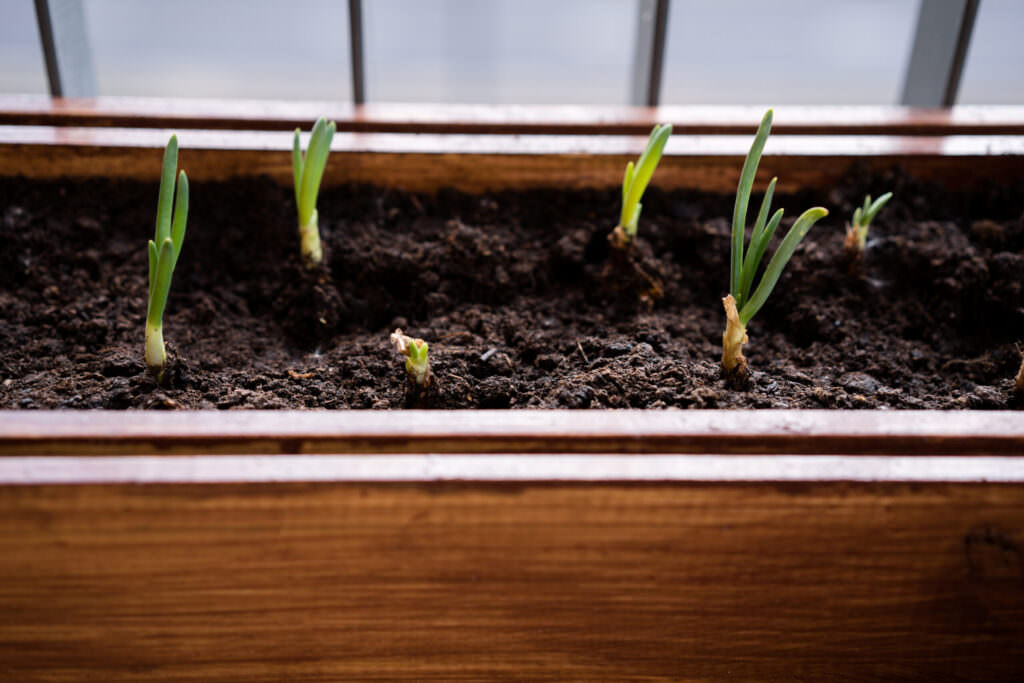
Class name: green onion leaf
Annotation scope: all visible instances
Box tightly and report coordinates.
[737,177,778,308]
[862,191,893,225]
[628,202,642,236]
[739,207,828,325]
[292,129,303,210]
[147,237,176,329]
[147,239,157,293]
[620,124,672,231]
[738,206,784,310]
[155,134,178,245]
[170,170,188,270]
[731,110,772,297]
[409,340,428,364]
[622,160,635,207]
[297,117,336,228]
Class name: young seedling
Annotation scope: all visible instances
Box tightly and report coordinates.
[844,192,892,257]
[722,109,828,378]
[609,123,672,249]
[292,116,337,268]
[145,135,189,381]
[390,329,431,390]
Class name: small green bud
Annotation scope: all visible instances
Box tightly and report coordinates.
[845,192,893,255]
[292,117,336,268]
[610,123,672,249]
[390,329,431,388]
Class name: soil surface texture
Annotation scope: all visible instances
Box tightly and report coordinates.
[1,167,1022,409]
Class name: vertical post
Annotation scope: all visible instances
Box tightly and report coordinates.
[630,0,670,106]
[901,0,980,106]
[348,0,365,104]
[33,0,96,97]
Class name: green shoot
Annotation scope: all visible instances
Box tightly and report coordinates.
[145,134,189,381]
[292,116,337,268]
[609,123,672,249]
[722,109,828,376]
[390,329,431,389]
[844,192,892,255]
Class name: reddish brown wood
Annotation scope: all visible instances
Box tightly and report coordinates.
[3,96,1024,136]
[0,107,1022,679]
[1,410,1022,457]
[0,480,1022,681]
[2,125,1023,193]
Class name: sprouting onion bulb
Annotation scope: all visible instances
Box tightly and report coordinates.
[722,109,828,376]
[390,329,431,388]
[145,134,189,381]
[609,123,672,249]
[844,192,893,255]
[292,116,337,268]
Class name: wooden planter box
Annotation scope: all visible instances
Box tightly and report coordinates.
[1,98,1023,680]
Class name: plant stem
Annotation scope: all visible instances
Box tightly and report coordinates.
[721,294,748,376]
[299,210,323,268]
[406,354,430,388]
[844,223,867,256]
[390,329,431,389]
[144,322,165,379]
[843,225,865,277]
[608,224,631,250]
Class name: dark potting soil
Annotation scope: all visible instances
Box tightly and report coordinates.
[1,166,1022,410]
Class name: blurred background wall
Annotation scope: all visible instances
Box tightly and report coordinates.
[2,0,1021,104]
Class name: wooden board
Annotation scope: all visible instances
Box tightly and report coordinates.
[2,410,1024,457]
[1,480,1022,681]
[3,95,1024,135]
[2,124,1024,193]
[2,103,1024,679]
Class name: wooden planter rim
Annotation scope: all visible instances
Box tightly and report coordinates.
[3,100,1024,192]
[0,102,1021,476]
[2,411,1023,484]
[3,124,1023,192]
[3,96,1024,136]
[2,410,1022,457]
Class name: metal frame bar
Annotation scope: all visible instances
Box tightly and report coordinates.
[25,0,988,116]
[630,0,670,106]
[32,0,96,97]
[348,0,365,104]
[901,0,980,107]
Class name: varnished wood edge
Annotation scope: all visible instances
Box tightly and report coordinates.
[1,411,1022,456]
[2,125,1023,192]
[5,124,1024,156]
[3,97,1024,136]
[1,454,1023,485]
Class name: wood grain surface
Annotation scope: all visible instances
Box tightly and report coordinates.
[2,104,1023,679]
[2,410,1024,457]
[2,125,1024,193]
[3,95,1024,135]
[1,481,1022,681]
